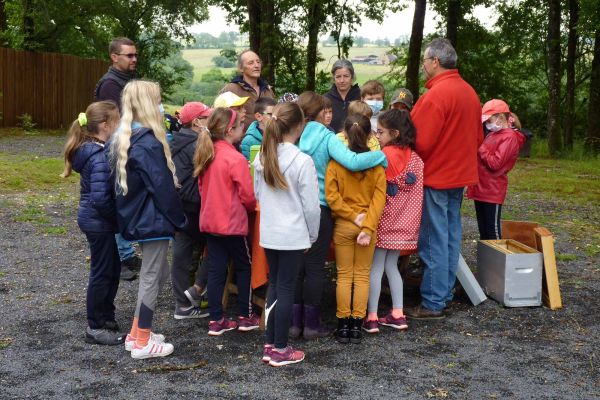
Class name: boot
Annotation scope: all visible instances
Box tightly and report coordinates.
[289,304,303,339]
[349,317,363,344]
[303,305,331,340]
[336,318,350,344]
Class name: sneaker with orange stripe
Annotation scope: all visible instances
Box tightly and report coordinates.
[130,338,174,359]
[125,332,166,352]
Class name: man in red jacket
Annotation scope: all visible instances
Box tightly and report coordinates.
[407,38,483,319]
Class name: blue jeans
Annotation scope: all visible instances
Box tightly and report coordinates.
[114,233,135,262]
[418,187,464,311]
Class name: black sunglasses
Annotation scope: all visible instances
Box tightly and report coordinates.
[117,53,138,59]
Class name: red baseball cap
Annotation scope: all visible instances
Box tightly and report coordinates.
[481,99,510,123]
[180,102,213,124]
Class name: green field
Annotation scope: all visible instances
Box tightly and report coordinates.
[182,46,393,85]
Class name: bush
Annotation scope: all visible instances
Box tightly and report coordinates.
[212,55,235,68]
[17,114,37,132]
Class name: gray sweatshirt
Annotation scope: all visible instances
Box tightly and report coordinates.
[253,142,321,250]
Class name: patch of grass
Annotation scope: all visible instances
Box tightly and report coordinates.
[0,127,64,138]
[0,338,13,350]
[49,294,74,306]
[0,152,78,193]
[556,253,577,262]
[15,205,49,224]
[43,226,67,235]
[0,271,5,277]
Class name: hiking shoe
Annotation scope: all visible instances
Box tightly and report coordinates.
[125,332,166,352]
[122,255,142,271]
[130,338,174,359]
[269,346,305,367]
[378,314,409,330]
[261,345,273,363]
[238,314,260,332]
[174,305,209,320]
[119,265,137,281]
[405,305,445,320]
[85,327,125,346]
[362,319,380,334]
[208,317,238,336]
[184,286,204,308]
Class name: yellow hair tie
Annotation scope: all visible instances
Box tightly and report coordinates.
[78,113,87,127]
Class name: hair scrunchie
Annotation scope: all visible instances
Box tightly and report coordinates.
[78,113,87,127]
[271,114,278,121]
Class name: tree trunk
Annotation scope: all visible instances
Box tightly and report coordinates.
[247,0,261,54]
[446,0,460,50]
[587,29,600,154]
[0,0,7,46]
[305,1,322,91]
[406,0,426,102]
[258,0,276,85]
[564,0,579,150]
[546,0,562,155]
[22,0,35,50]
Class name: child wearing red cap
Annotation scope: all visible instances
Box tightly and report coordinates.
[466,99,525,240]
[170,102,213,319]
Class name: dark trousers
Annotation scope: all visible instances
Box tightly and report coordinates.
[206,235,253,321]
[170,231,207,306]
[85,232,121,329]
[265,249,303,349]
[474,200,502,240]
[295,205,333,305]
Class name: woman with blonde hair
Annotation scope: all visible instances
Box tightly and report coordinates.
[108,80,186,359]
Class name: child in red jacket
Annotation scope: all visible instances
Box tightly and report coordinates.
[194,108,259,336]
[466,99,525,240]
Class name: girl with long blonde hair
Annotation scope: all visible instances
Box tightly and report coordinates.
[108,80,186,359]
[62,101,124,346]
[193,108,258,336]
[253,103,320,366]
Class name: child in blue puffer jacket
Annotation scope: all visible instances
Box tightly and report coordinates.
[61,101,124,346]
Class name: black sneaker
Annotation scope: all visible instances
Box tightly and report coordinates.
[184,286,204,308]
[120,265,137,281]
[122,255,142,271]
[85,327,125,346]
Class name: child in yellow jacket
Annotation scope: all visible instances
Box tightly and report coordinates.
[325,114,386,345]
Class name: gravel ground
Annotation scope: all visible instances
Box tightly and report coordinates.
[1,134,599,399]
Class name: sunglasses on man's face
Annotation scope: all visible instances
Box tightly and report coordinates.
[117,53,138,59]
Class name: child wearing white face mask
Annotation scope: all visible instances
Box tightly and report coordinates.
[361,80,385,133]
[466,99,526,240]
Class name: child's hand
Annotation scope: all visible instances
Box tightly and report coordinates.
[356,232,371,246]
[354,213,366,227]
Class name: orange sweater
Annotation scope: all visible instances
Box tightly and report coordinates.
[411,70,483,189]
[325,160,386,236]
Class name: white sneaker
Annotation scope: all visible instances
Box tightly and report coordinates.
[124,332,166,352]
[130,339,174,359]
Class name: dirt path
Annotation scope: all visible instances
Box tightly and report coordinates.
[0,135,598,399]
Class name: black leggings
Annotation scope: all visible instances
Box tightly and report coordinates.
[294,205,333,305]
[474,200,502,240]
[265,249,303,348]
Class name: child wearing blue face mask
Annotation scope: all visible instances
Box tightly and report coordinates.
[361,80,385,133]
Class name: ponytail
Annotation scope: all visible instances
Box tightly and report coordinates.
[193,108,237,176]
[260,103,304,189]
[344,114,371,154]
[61,101,119,178]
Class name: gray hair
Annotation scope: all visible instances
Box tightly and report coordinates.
[425,38,457,69]
[237,49,257,70]
[331,59,355,79]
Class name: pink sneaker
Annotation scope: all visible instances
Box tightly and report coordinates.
[378,314,409,330]
[269,346,305,367]
[238,314,260,332]
[362,319,380,334]
[124,332,166,352]
[208,317,238,336]
[261,344,273,363]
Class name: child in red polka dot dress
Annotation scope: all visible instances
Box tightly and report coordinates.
[364,109,424,334]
